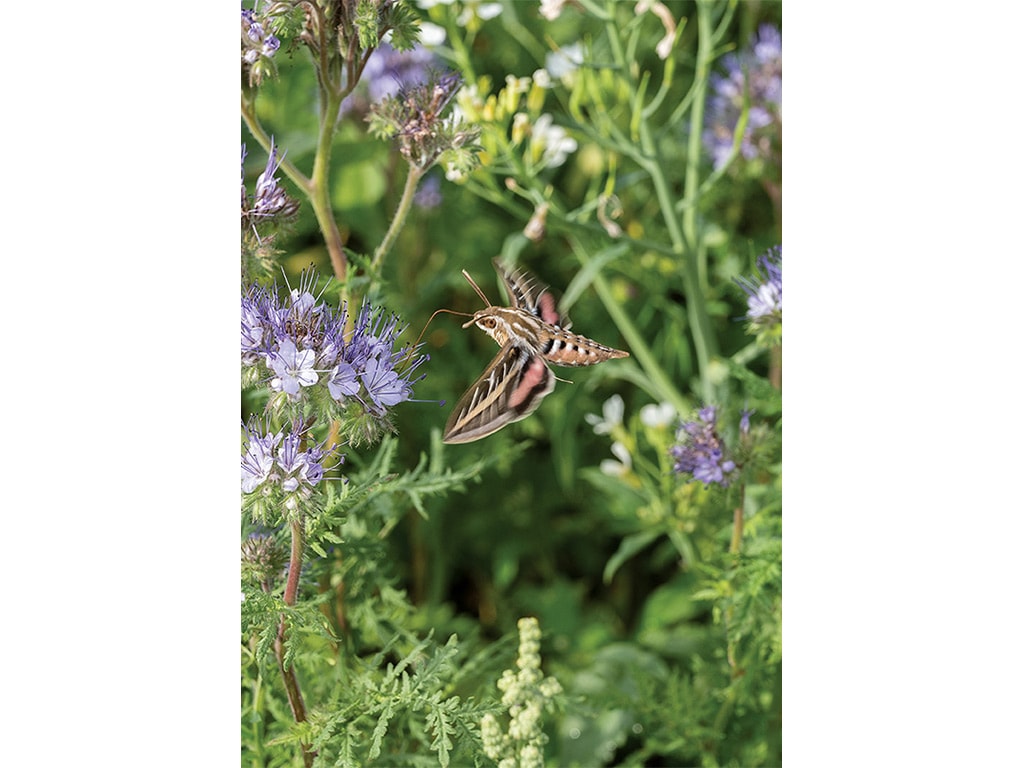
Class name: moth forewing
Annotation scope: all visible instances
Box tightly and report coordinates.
[442,345,555,443]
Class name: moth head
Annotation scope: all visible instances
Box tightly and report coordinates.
[466,309,508,344]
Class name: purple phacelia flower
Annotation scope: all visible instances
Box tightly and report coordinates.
[243,137,299,224]
[736,245,781,333]
[241,8,280,66]
[241,424,283,494]
[340,43,440,117]
[670,406,739,487]
[241,418,338,522]
[241,272,429,422]
[269,339,318,399]
[413,174,443,209]
[703,24,781,170]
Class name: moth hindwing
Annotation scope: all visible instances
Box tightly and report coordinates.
[442,260,629,444]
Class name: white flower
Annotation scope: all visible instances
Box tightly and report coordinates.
[457,0,503,25]
[444,163,467,182]
[585,394,624,434]
[539,0,568,21]
[505,74,532,94]
[545,42,584,80]
[419,21,447,46]
[600,441,632,477]
[640,402,676,428]
[531,113,577,168]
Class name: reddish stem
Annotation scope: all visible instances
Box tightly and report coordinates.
[275,517,315,767]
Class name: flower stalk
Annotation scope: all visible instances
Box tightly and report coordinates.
[310,85,349,283]
[372,163,424,272]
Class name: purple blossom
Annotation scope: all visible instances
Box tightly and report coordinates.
[670,406,738,487]
[241,420,334,519]
[241,425,282,494]
[241,272,429,419]
[340,43,439,117]
[368,70,476,170]
[360,354,413,410]
[241,283,278,365]
[246,137,298,221]
[739,408,753,436]
[242,8,280,65]
[269,339,318,398]
[341,301,428,414]
[703,24,781,170]
[328,360,361,400]
[276,432,309,493]
[736,246,781,328]
[413,174,443,209]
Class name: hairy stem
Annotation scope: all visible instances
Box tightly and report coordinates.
[241,97,312,190]
[310,88,348,284]
[372,163,424,273]
[275,517,315,767]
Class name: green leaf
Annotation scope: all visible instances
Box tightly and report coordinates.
[368,699,394,760]
[603,529,661,584]
[427,698,457,768]
[562,242,631,314]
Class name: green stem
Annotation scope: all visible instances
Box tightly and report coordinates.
[573,242,688,416]
[678,0,721,402]
[241,33,351,286]
[372,164,424,273]
[310,87,348,285]
[241,97,311,191]
[603,0,720,404]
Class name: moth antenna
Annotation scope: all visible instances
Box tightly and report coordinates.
[553,374,574,384]
[461,269,493,306]
[412,307,474,350]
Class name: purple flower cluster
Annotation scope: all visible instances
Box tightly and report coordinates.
[670,406,738,487]
[736,246,781,329]
[241,273,428,416]
[368,69,478,171]
[242,418,329,493]
[703,24,781,170]
[340,43,439,118]
[241,418,335,520]
[242,8,280,65]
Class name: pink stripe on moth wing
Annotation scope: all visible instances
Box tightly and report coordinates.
[538,292,560,325]
[508,356,547,408]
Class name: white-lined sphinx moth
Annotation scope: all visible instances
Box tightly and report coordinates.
[442,259,629,444]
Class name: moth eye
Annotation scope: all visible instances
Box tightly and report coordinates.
[481,318,497,329]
